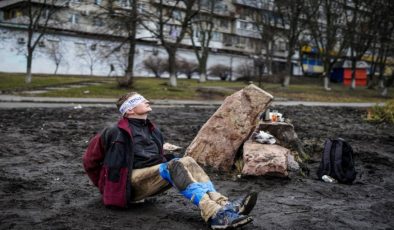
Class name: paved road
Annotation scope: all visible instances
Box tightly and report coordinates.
[0,94,384,108]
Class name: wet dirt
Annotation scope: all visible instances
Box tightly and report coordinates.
[0,105,393,229]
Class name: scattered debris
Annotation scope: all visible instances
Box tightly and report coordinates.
[254,131,276,144]
[163,142,182,151]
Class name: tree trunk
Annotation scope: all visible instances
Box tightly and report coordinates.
[323,69,331,91]
[154,71,160,78]
[25,49,33,84]
[350,59,357,90]
[125,40,136,88]
[264,42,272,75]
[380,86,388,97]
[199,61,207,83]
[378,78,384,88]
[367,62,377,89]
[169,73,177,87]
[167,48,177,87]
[199,72,207,83]
[367,73,374,89]
[258,63,264,88]
[282,55,292,87]
[381,87,387,97]
[54,64,59,75]
[323,62,331,90]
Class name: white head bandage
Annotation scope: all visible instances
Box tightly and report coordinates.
[119,94,146,115]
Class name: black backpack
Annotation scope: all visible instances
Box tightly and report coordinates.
[317,138,357,184]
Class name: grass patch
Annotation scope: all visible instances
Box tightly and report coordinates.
[0,72,104,92]
[1,73,392,102]
[366,100,394,123]
[261,83,391,103]
[39,77,247,100]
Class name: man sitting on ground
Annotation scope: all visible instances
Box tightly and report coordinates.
[83,92,257,229]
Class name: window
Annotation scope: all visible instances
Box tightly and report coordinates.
[193,29,200,38]
[74,42,86,51]
[212,32,222,42]
[137,3,145,13]
[239,21,248,30]
[38,40,45,47]
[42,9,50,19]
[220,19,228,29]
[248,39,255,49]
[172,10,182,21]
[93,17,104,27]
[69,13,79,24]
[223,34,232,46]
[118,0,131,8]
[17,37,25,44]
[275,41,287,51]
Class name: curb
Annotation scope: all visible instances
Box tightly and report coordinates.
[0,94,384,108]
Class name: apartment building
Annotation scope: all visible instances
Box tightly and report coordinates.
[0,0,295,77]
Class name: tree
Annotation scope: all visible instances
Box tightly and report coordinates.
[366,1,394,96]
[255,9,277,78]
[75,41,102,76]
[275,0,307,87]
[305,0,348,90]
[250,1,283,86]
[99,0,140,88]
[236,62,255,82]
[44,38,65,74]
[189,0,221,83]
[141,0,198,87]
[142,55,168,78]
[176,58,199,79]
[23,0,67,83]
[343,0,380,89]
[208,64,231,81]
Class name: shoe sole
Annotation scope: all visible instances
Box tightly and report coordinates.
[239,192,258,215]
[210,216,253,229]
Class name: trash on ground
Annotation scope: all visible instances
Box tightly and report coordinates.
[321,175,338,183]
[163,142,182,151]
[261,109,284,122]
[254,130,276,144]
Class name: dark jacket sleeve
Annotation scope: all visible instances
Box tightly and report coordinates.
[83,132,105,187]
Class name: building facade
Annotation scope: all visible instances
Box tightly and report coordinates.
[0,0,315,78]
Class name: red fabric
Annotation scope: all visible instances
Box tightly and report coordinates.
[102,167,128,207]
[83,117,165,208]
[118,117,131,136]
[83,133,105,187]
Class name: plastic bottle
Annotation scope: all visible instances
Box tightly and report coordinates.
[322,175,338,183]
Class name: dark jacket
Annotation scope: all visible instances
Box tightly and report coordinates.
[83,117,165,208]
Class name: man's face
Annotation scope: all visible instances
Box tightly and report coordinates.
[129,100,152,116]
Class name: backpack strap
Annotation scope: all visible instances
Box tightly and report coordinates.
[341,141,357,183]
[333,139,346,182]
[317,139,333,179]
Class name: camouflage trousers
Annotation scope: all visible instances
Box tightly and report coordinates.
[130,156,228,221]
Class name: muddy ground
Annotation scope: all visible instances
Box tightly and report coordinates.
[0,105,393,229]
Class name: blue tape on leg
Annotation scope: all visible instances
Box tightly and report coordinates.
[180,181,216,206]
[159,158,180,186]
[159,162,173,185]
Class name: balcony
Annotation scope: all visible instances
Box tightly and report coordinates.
[234,28,261,39]
[232,0,274,10]
[0,0,68,9]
